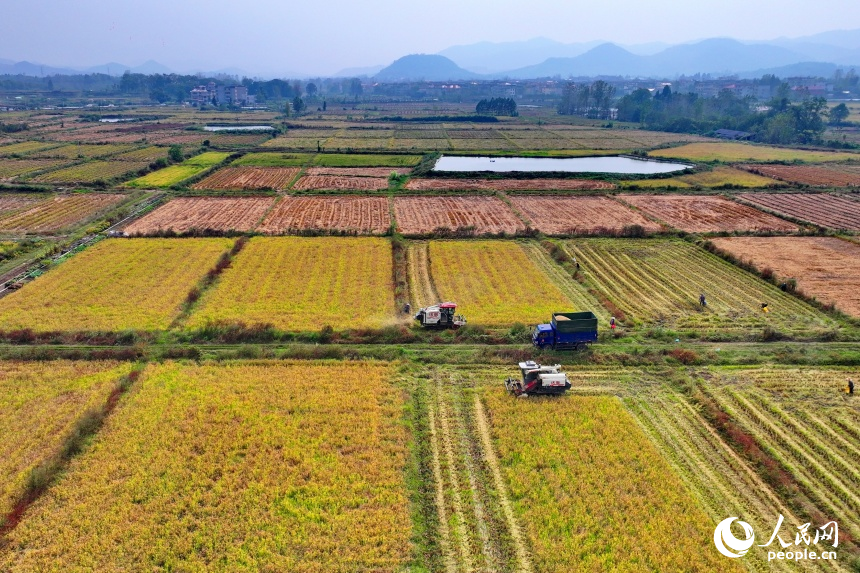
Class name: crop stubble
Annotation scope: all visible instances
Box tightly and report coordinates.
[123,197,275,235]
[394,196,524,235]
[258,196,390,234]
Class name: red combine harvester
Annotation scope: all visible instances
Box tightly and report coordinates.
[505,361,571,397]
[414,302,467,329]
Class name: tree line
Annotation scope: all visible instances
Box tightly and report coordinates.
[475,97,518,116]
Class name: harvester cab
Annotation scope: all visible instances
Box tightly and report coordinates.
[414,302,467,329]
[505,361,571,397]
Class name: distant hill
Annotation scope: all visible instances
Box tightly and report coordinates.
[334,65,385,78]
[439,37,601,74]
[374,54,481,81]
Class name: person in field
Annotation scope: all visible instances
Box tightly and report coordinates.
[849,378,855,395]
[609,316,616,330]
[761,303,770,313]
[699,293,707,307]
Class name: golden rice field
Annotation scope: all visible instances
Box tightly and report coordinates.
[126,151,229,187]
[31,161,149,183]
[649,142,859,163]
[482,389,735,572]
[0,360,132,518]
[677,166,779,187]
[421,240,605,326]
[0,361,412,572]
[0,193,126,234]
[0,238,232,332]
[564,238,833,333]
[187,237,395,331]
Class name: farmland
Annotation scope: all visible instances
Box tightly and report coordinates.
[675,166,778,187]
[126,151,228,188]
[710,236,860,317]
[191,166,299,190]
[0,193,126,233]
[0,238,232,332]
[509,195,662,234]
[404,177,616,191]
[740,164,860,186]
[618,194,798,232]
[31,160,149,184]
[0,361,412,572]
[394,196,524,235]
[0,142,60,156]
[0,194,44,216]
[29,144,134,160]
[0,159,68,181]
[419,240,604,325]
[123,197,275,235]
[230,152,314,167]
[292,175,389,191]
[306,166,411,177]
[187,237,395,331]
[563,238,834,333]
[0,360,132,518]
[313,153,421,167]
[257,196,391,234]
[649,142,859,162]
[738,192,860,230]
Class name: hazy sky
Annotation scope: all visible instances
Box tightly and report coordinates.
[1,0,858,76]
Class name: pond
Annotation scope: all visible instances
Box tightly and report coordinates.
[433,155,692,174]
[203,125,274,132]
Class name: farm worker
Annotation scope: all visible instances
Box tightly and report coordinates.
[780,282,788,292]
[849,379,855,395]
[761,303,770,313]
[576,261,581,270]
[609,317,616,329]
[699,293,707,307]
[403,302,411,314]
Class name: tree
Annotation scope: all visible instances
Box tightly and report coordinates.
[830,102,850,126]
[322,100,327,111]
[348,78,363,97]
[292,80,303,98]
[168,145,183,162]
[476,97,517,116]
[292,96,305,116]
[306,82,318,97]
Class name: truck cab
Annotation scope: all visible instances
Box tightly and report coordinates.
[532,324,555,348]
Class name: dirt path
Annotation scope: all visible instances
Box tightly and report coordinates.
[408,241,439,308]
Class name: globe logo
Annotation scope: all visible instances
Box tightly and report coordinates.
[714,517,756,558]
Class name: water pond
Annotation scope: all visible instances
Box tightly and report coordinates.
[433,155,692,174]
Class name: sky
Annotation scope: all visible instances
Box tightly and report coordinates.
[1,0,858,76]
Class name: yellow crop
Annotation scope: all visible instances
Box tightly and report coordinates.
[0,360,131,517]
[425,240,604,326]
[188,236,395,331]
[126,151,228,187]
[0,361,411,572]
[0,238,232,332]
[482,391,737,572]
[650,142,858,163]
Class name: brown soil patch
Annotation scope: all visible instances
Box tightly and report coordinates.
[738,193,860,231]
[509,196,662,234]
[305,167,411,177]
[191,167,299,190]
[394,196,524,234]
[619,194,797,233]
[292,175,389,191]
[405,178,616,191]
[123,197,275,235]
[258,196,390,234]
[740,164,860,187]
[710,236,860,316]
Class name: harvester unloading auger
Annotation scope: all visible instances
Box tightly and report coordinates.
[414,302,467,329]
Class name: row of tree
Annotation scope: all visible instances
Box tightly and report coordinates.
[558,80,616,120]
[475,97,518,116]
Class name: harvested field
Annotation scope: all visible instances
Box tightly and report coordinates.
[619,194,798,233]
[738,193,860,231]
[0,238,232,332]
[187,237,395,331]
[0,193,126,233]
[191,167,299,190]
[709,236,860,317]
[0,159,68,181]
[650,142,858,163]
[123,197,275,235]
[305,166,410,177]
[258,196,390,234]
[111,146,173,162]
[31,161,149,184]
[394,196,524,235]
[405,178,616,191]
[313,154,421,167]
[29,144,134,159]
[230,152,313,167]
[203,133,270,147]
[292,175,389,191]
[0,194,44,216]
[677,166,778,188]
[740,164,860,187]
[509,196,662,234]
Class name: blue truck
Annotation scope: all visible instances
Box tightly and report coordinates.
[532,311,598,350]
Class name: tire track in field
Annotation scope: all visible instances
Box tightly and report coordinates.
[473,395,534,573]
[408,241,440,308]
[428,403,458,573]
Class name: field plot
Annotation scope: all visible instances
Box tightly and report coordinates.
[509,195,662,234]
[417,240,602,325]
[394,196,524,235]
[292,175,389,191]
[0,159,67,181]
[482,389,733,572]
[110,146,173,162]
[231,152,313,167]
[124,197,275,235]
[740,164,860,186]
[0,194,44,216]
[565,238,833,332]
[305,166,410,177]
[203,133,270,147]
[0,361,411,572]
[710,236,860,317]
[31,161,149,184]
[313,153,421,167]
[405,178,616,191]
[258,196,390,234]
[0,193,126,233]
[738,193,860,231]
[0,142,60,156]
[650,142,858,163]
[699,366,860,543]
[187,237,395,331]
[0,360,132,518]
[29,144,134,160]
[0,238,232,332]
[619,194,798,232]
[677,166,778,187]
[126,151,228,188]
[191,166,298,190]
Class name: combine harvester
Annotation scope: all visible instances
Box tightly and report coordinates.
[505,361,571,397]
[414,302,467,329]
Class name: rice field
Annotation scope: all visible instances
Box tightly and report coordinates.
[0,193,126,233]
[649,142,859,163]
[126,152,229,188]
